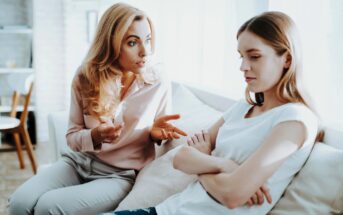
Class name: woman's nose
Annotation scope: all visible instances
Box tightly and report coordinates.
[240,59,250,72]
[139,44,148,57]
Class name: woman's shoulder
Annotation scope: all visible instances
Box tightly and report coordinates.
[273,102,318,130]
[279,102,316,118]
[71,66,90,89]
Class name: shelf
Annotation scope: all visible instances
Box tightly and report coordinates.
[0,105,35,113]
[0,68,34,74]
[0,28,32,34]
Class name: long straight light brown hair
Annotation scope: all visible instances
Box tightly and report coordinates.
[237,11,324,141]
[75,3,155,118]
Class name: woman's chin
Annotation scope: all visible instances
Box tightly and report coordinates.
[134,67,147,74]
[247,86,258,93]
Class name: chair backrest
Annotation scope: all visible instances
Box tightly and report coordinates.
[20,82,34,125]
[10,90,20,118]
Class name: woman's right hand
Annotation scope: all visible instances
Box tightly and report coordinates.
[246,184,272,207]
[91,117,123,146]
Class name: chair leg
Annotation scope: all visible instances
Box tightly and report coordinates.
[20,127,37,174]
[13,132,25,169]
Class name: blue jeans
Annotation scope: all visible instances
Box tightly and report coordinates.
[102,207,157,215]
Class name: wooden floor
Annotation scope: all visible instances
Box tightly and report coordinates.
[0,141,54,215]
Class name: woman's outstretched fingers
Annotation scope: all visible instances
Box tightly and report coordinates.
[159,114,181,122]
[173,126,187,136]
[172,132,180,139]
[161,128,167,139]
[167,131,173,140]
[261,185,272,204]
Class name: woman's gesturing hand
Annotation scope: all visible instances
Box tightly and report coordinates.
[150,114,187,141]
[91,116,123,146]
[187,130,212,155]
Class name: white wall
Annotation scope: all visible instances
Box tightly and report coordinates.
[34,0,66,142]
[33,0,343,142]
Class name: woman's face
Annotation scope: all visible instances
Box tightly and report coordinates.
[237,30,289,93]
[118,18,152,74]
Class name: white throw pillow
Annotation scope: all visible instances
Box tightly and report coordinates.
[269,143,343,214]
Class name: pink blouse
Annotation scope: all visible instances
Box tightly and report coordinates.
[66,66,171,170]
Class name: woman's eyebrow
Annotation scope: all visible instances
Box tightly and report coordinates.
[246,48,260,53]
[126,35,140,40]
[126,34,151,40]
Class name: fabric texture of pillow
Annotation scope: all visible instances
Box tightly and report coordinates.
[324,127,343,150]
[269,143,343,214]
[117,85,223,210]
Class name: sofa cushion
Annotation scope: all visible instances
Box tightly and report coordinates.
[324,127,343,150]
[269,143,343,214]
[47,111,70,160]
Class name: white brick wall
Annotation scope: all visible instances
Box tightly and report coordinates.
[33,0,66,142]
[63,0,98,108]
[34,0,99,142]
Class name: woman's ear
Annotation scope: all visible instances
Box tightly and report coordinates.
[284,53,292,69]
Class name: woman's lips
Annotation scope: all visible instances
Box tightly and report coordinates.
[136,61,145,67]
[245,77,256,83]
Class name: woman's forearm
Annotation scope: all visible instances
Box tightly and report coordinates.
[173,146,238,175]
[198,173,229,206]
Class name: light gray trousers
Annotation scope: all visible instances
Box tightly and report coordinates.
[8,152,136,215]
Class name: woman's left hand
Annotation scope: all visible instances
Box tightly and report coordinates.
[187,130,212,155]
[150,114,187,141]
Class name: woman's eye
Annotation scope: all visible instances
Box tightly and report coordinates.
[250,55,260,60]
[128,41,137,47]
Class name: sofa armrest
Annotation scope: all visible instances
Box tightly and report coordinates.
[47,111,70,161]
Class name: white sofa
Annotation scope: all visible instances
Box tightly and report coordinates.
[48,82,343,214]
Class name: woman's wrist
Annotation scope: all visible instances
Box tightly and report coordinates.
[149,130,162,145]
[91,127,102,149]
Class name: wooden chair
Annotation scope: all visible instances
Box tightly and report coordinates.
[0,82,37,174]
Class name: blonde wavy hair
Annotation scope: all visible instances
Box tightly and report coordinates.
[76,3,155,118]
[237,11,324,141]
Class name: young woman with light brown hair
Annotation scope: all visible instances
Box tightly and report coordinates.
[109,11,321,215]
[9,3,186,215]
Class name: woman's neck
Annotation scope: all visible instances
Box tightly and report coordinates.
[120,71,136,101]
[121,71,135,86]
[256,89,284,112]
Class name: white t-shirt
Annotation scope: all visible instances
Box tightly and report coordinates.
[156,100,318,215]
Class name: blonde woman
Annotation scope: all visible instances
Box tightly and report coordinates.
[9,3,186,215]
[109,11,322,215]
